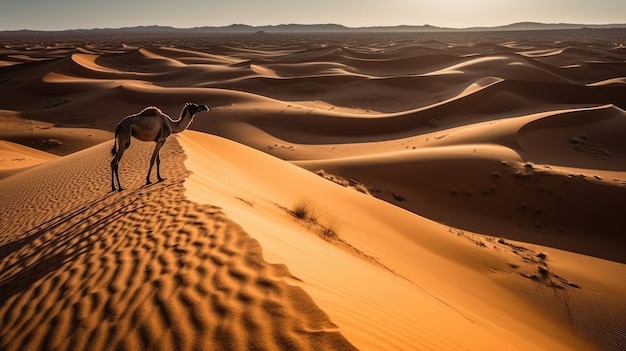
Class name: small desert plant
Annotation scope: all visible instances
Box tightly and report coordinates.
[320,225,338,239]
[289,199,341,241]
[292,199,315,221]
[353,183,371,195]
[319,213,342,241]
[537,265,550,278]
[391,192,406,201]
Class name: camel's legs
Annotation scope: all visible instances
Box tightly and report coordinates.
[156,153,165,182]
[111,145,126,191]
[147,139,166,185]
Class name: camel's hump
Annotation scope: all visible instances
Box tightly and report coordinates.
[137,106,163,116]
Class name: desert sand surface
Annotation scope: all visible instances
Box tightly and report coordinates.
[1,29,625,350]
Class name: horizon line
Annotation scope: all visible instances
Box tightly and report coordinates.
[3,21,626,33]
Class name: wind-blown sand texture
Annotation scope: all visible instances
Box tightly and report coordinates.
[1,30,626,350]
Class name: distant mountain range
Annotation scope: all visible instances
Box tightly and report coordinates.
[3,22,626,35]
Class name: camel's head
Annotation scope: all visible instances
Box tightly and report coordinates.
[186,102,210,115]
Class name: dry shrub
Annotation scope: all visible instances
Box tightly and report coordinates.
[290,198,339,240]
[292,198,315,221]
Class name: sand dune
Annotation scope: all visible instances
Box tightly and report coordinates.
[0,138,356,351]
[179,130,626,351]
[1,30,626,350]
[0,140,58,178]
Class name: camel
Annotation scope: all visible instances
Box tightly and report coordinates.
[111,102,209,191]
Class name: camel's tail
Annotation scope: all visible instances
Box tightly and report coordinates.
[111,124,120,156]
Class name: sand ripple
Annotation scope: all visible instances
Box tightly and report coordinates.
[0,138,355,351]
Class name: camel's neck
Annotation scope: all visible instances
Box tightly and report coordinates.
[166,106,194,134]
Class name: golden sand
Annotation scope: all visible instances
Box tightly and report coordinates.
[1,31,625,350]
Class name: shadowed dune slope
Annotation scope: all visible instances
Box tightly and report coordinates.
[291,105,626,263]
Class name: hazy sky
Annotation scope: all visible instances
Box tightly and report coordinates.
[1,0,625,31]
